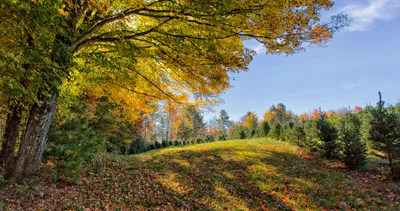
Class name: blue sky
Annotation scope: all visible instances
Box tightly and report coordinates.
[205,0,400,122]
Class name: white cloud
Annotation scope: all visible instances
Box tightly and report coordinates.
[341,0,400,31]
[248,43,265,54]
[344,82,364,89]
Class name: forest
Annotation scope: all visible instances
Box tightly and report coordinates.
[0,0,399,210]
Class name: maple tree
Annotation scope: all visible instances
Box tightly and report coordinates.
[0,0,347,181]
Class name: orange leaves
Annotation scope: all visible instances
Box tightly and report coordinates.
[298,112,310,122]
[264,111,276,122]
[243,112,258,130]
[311,109,320,120]
[309,25,332,44]
[46,161,55,169]
[353,106,362,114]
[326,111,334,118]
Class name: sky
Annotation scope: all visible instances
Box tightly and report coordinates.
[205,0,400,122]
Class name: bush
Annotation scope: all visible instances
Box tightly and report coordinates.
[174,141,180,146]
[147,144,155,151]
[162,140,170,148]
[316,111,339,159]
[154,141,162,149]
[338,112,367,170]
[46,112,96,185]
[129,135,146,154]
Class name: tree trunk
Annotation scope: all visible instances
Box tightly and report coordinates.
[8,94,57,182]
[0,105,22,175]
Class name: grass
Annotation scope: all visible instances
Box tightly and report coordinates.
[1,138,399,210]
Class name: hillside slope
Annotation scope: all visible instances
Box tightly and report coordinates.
[1,138,399,210]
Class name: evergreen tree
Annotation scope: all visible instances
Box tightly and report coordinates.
[261,121,271,137]
[338,112,367,170]
[271,123,282,140]
[238,125,247,140]
[316,109,339,159]
[302,120,320,151]
[293,124,306,146]
[369,92,400,181]
[217,110,231,136]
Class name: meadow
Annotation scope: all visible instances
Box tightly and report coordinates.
[1,138,398,210]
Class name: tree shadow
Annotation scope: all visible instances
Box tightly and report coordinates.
[2,143,399,210]
[118,147,334,210]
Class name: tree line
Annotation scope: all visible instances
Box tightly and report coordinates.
[222,93,400,182]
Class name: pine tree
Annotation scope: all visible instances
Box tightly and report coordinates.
[338,112,367,170]
[316,108,339,159]
[369,92,400,181]
[293,124,306,146]
[271,123,282,140]
[261,121,271,137]
[217,110,231,136]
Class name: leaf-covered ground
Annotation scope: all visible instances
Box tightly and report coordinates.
[1,138,399,210]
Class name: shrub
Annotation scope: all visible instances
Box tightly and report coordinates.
[154,141,162,149]
[174,141,180,146]
[147,144,155,151]
[129,135,146,154]
[316,110,339,159]
[162,140,170,148]
[46,112,96,185]
[338,112,367,170]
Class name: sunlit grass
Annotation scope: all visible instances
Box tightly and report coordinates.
[1,138,399,210]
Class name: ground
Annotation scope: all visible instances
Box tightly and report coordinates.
[0,138,399,210]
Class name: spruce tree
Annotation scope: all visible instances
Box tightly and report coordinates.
[217,110,231,136]
[293,124,306,147]
[338,112,367,170]
[369,92,400,181]
[271,123,282,140]
[316,109,339,159]
[261,121,271,137]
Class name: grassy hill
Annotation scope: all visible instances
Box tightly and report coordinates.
[1,138,399,210]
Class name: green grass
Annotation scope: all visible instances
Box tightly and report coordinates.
[1,138,399,210]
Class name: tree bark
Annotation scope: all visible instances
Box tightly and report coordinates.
[8,94,57,182]
[0,105,22,175]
